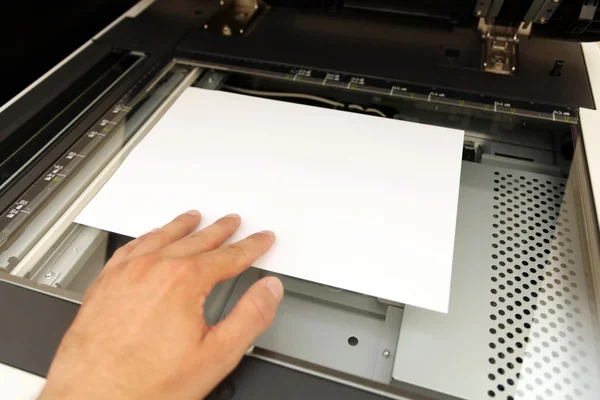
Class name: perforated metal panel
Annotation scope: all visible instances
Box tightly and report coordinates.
[393,161,600,400]
[487,171,599,400]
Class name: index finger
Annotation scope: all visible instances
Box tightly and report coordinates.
[161,214,241,258]
[194,230,275,287]
[129,210,201,258]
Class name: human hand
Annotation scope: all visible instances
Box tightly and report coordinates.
[38,211,283,400]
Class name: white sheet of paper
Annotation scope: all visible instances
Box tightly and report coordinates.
[75,87,464,313]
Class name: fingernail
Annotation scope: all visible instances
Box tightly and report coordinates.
[151,228,160,233]
[260,230,275,237]
[265,277,284,301]
[185,209,201,216]
[225,213,240,219]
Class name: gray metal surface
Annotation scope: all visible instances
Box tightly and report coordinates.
[267,271,390,317]
[393,161,600,400]
[32,225,107,289]
[213,357,394,400]
[463,126,562,172]
[220,268,402,383]
[482,154,561,177]
[204,277,241,326]
[64,235,107,293]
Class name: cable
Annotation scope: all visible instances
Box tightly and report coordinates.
[365,108,387,118]
[223,85,387,118]
[348,104,365,112]
[348,104,387,118]
[222,85,345,108]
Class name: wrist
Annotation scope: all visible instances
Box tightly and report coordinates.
[38,382,128,400]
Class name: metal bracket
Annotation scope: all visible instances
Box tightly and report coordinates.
[579,0,599,20]
[522,0,564,28]
[194,71,229,90]
[479,19,531,75]
[473,0,493,19]
[473,0,504,24]
[203,0,262,36]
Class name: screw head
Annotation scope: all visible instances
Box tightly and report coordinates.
[72,247,78,253]
[44,271,54,279]
[540,18,547,24]
[476,11,483,17]
[222,25,232,35]
[383,349,391,358]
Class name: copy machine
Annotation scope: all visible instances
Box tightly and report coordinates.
[1,1,600,399]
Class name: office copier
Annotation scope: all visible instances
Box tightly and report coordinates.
[1,1,600,399]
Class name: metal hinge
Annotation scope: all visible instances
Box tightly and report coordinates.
[204,0,262,36]
[479,18,531,75]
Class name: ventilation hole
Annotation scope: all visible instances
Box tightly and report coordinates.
[347,336,358,346]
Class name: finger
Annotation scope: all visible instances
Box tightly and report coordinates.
[161,214,241,258]
[204,277,283,365]
[195,230,275,287]
[129,210,201,257]
[104,230,155,270]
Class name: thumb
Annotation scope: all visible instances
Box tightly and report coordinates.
[205,276,283,364]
